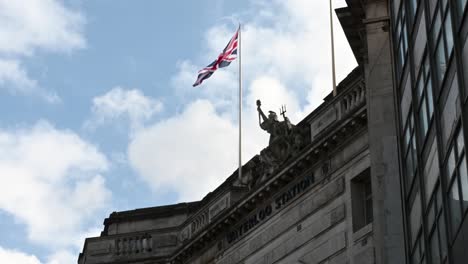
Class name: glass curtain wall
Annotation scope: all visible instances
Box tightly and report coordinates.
[391,0,468,263]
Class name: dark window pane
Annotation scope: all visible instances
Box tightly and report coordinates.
[410,191,422,245]
[412,235,422,263]
[459,0,467,18]
[447,148,456,181]
[433,8,442,42]
[399,44,406,68]
[424,56,430,77]
[430,229,441,264]
[401,77,412,123]
[457,131,465,156]
[418,75,424,97]
[436,36,447,81]
[364,179,373,224]
[460,158,468,210]
[405,125,411,149]
[427,201,436,230]
[393,0,401,21]
[427,80,434,116]
[397,19,402,38]
[406,153,415,186]
[441,0,448,13]
[410,0,418,17]
[440,77,460,148]
[424,141,439,198]
[449,180,462,236]
[429,0,437,18]
[438,215,448,259]
[403,23,408,53]
[366,197,373,224]
[419,234,426,261]
[444,11,453,56]
[411,141,418,172]
[351,170,373,232]
[420,99,429,136]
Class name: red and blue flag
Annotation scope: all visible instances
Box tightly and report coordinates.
[193,29,239,87]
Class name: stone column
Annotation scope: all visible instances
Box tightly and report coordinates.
[364,1,406,264]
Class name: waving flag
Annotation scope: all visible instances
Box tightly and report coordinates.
[193,28,239,87]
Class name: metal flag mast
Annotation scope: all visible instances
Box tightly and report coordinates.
[238,23,243,181]
[329,0,337,96]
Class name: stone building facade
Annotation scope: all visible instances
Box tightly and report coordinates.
[79,65,374,264]
[79,0,468,263]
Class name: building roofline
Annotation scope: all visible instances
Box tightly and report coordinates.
[101,65,364,235]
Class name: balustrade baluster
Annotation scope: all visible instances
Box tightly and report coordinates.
[123,238,128,255]
[136,236,141,253]
[147,236,152,251]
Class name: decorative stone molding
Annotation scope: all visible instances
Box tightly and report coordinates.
[114,233,152,255]
[208,193,230,222]
[171,103,367,264]
[190,210,209,236]
[341,83,365,115]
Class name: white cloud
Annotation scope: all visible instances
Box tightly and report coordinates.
[0,0,85,101]
[173,0,356,113]
[129,0,357,202]
[86,87,163,131]
[0,247,41,264]
[0,0,85,56]
[0,59,60,103]
[0,121,110,248]
[45,250,76,264]
[0,246,79,264]
[128,100,240,201]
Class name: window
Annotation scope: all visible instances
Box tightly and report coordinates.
[411,233,425,264]
[403,110,418,189]
[351,169,373,232]
[458,0,467,19]
[407,179,425,264]
[401,75,412,123]
[395,5,409,77]
[440,76,460,150]
[423,139,439,201]
[393,0,402,20]
[409,188,422,246]
[426,185,448,264]
[416,53,434,141]
[445,128,468,239]
[431,0,454,84]
[412,9,427,72]
[409,0,418,20]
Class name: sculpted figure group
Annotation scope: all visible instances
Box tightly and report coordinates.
[238,100,308,188]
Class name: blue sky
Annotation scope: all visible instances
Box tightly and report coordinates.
[0,0,356,263]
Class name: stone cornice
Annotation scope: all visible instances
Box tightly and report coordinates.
[171,105,368,264]
[80,66,367,264]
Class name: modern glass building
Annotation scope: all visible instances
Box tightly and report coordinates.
[391,0,468,263]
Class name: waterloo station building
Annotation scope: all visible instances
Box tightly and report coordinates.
[78,0,468,263]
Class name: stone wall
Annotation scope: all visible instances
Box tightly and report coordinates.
[184,130,372,264]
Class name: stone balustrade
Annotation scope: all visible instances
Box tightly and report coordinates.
[115,234,152,255]
[310,79,366,140]
[341,83,365,116]
[191,210,209,235]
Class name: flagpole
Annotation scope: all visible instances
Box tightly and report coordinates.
[238,23,243,181]
[329,0,337,96]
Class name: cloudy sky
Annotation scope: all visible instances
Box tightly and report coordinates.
[0,0,357,263]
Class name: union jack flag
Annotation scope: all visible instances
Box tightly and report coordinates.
[193,28,239,87]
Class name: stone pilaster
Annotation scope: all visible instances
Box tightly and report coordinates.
[364,1,406,264]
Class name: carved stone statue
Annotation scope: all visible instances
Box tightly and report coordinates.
[237,100,309,189]
[256,100,294,145]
